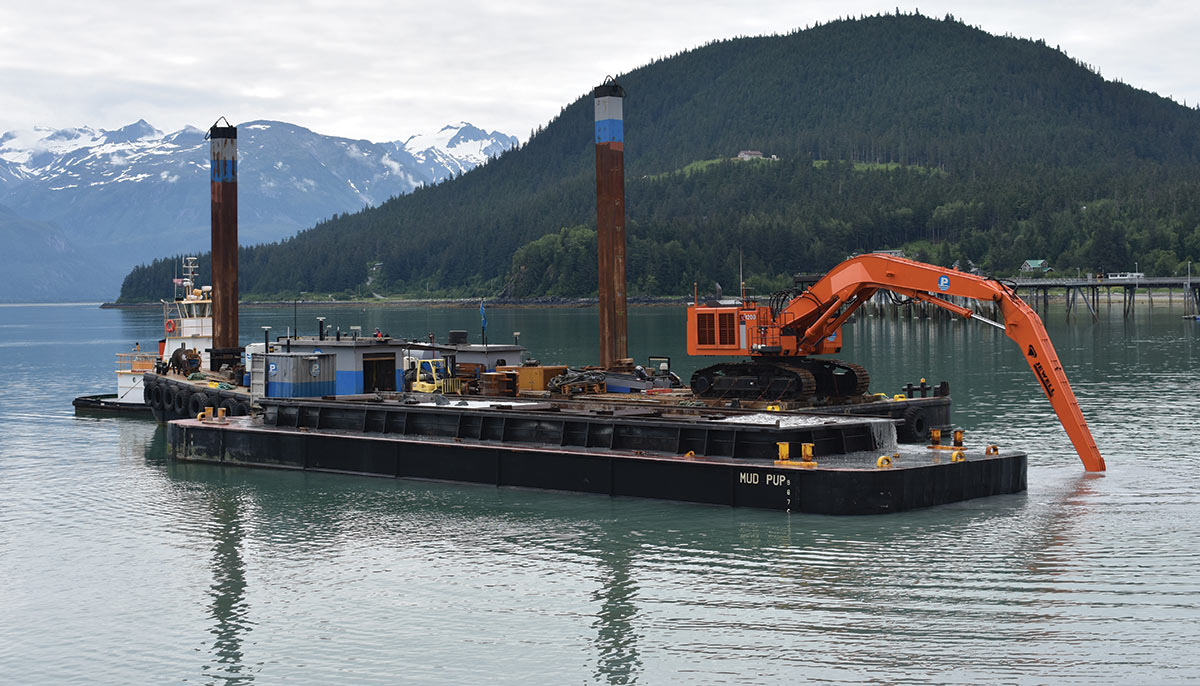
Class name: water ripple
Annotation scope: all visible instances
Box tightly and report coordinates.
[3,304,1200,684]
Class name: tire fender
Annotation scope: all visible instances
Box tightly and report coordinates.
[902,405,929,442]
[188,392,210,416]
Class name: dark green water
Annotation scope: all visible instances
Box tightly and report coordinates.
[2,301,1198,684]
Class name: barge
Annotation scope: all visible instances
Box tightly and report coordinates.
[170,394,1025,514]
[154,92,1104,515]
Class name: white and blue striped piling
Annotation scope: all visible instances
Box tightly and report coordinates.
[208,119,240,368]
[594,79,628,368]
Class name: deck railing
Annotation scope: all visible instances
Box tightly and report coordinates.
[116,352,160,373]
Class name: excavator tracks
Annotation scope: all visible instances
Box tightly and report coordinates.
[690,359,869,403]
[690,362,816,402]
[796,359,871,400]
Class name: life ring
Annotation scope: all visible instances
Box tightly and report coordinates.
[164,319,176,334]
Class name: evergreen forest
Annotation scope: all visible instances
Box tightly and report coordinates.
[118,12,1200,302]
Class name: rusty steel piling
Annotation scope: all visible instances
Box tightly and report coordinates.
[208,121,240,369]
[594,79,628,368]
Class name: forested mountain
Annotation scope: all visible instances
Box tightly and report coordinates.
[118,12,1200,302]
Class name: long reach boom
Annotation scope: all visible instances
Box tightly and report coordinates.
[686,254,1105,471]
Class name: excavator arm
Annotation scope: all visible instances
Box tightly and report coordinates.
[776,254,1105,472]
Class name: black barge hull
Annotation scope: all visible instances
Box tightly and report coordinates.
[168,398,1026,514]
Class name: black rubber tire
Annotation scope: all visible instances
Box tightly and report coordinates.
[142,383,153,405]
[150,384,164,411]
[188,392,210,417]
[173,388,188,416]
[163,386,177,415]
[902,406,929,442]
[233,401,251,417]
[220,397,238,415]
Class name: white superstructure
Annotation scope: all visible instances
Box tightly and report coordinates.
[113,350,158,406]
[103,256,216,408]
[160,257,214,369]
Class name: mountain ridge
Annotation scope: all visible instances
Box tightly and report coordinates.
[114,13,1200,302]
[0,119,517,301]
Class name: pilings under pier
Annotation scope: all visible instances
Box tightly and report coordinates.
[865,276,1200,321]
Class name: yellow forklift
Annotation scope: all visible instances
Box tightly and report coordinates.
[409,358,463,395]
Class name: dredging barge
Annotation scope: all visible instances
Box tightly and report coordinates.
[168,245,1108,514]
[157,87,1103,514]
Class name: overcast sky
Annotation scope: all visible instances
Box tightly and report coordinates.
[1,1,1196,143]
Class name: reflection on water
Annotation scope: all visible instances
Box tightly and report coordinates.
[204,489,253,684]
[590,540,641,685]
[1,302,1199,684]
[145,446,1166,684]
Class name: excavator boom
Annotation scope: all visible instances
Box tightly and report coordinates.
[687,254,1105,471]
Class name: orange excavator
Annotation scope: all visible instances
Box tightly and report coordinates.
[686,253,1105,471]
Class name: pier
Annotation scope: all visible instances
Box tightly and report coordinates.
[1011,275,1200,320]
[863,275,1200,321]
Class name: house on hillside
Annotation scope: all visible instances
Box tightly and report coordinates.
[1020,259,1053,273]
[735,150,779,161]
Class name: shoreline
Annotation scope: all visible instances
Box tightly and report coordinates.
[98,295,685,310]
[97,289,1195,310]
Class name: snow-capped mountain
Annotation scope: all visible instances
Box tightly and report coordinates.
[401,122,519,180]
[0,120,517,301]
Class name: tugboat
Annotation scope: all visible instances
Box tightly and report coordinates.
[142,257,252,422]
[161,256,214,369]
[72,345,160,416]
[75,257,253,419]
[80,120,253,421]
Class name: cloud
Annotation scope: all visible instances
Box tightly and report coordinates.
[0,0,1197,142]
